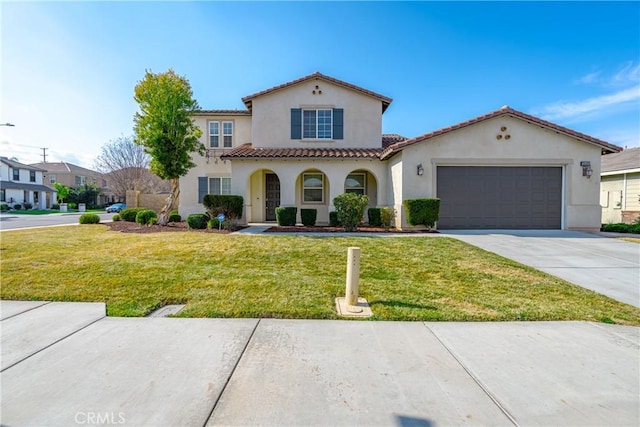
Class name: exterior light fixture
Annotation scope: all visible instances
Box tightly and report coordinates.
[580,161,593,178]
[417,163,424,176]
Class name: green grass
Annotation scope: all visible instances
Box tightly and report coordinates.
[1,225,639,324]
[6,209,57,215]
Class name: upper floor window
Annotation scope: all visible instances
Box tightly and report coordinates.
[303,109,332,139]
[291,108,343,140]
[49,175,56,184]
[30,171,36,182]
[102,179,108,188]
[75,176,86,186]
[12,168,19,181]
[209,121,233,148]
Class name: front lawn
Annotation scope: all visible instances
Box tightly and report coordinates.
[1,226,638,324]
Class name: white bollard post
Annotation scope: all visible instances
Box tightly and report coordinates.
[345,247,362,312]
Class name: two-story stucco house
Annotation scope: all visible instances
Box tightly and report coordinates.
[180,72,621,231]
[30,161,113,206]
[0,157,56,209]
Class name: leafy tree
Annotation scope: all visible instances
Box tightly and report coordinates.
[333,193,369,232]
[69,184,102,208]
[133,69,203,225]
[94,136,169,200]
[53,182,70,203]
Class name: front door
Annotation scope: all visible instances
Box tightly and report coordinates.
[265,173,280,221]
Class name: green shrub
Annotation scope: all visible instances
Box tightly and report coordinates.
[120,208,146,222]
[368,208,382,226]
[333,193,369,231]
[601,223,640,234]
[404,198,440,228]
[329,211,339,227]
[0,204,9,211]
[78,213,100,224]
[135,209,157,226]
[381,207,396,231]
[51,204,60,210]
[275,207,297,226]
[67,202,77,210]
[112,214,121,221]
[169,212,182,222]
[22,202,33,210]
[301,209,317,226]
[202,195,244,219]
[13,204,22,210]
[187,214,209,229]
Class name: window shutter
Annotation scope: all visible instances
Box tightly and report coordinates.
[291,108,302,139]
[333,108,343,139]
[198,177,207,203]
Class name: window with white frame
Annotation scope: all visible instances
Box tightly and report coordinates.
[75,176,86,186]
[12,168,19,181]
[209,122,219,148]
[29,170,36,182]
[49,175,56,184]
[303,173,324,203]
[345,173,366,195]
[303,109,332,139]
[209,121,233,148]
[222,122,233,148]
[209,177,231,195]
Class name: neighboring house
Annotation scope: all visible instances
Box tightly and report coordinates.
[30,162,112,205]
[180,72,621,231]
[600,147,640,224]
[0,157,56,209]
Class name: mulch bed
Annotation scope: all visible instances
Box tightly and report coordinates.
[105,221,233,234]
[105,221,437,234]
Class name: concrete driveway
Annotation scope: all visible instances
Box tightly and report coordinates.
[443,230,640,308]
[1,300,638,426]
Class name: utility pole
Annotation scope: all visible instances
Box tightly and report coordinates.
[41,147,48,163]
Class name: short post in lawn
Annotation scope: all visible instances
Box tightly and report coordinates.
[345,246,363,313]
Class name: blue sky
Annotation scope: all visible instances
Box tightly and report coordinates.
[1,1,638,168]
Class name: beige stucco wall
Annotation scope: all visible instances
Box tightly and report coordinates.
[390,116,604,231]
[601,172,640,224]
[251,79,383,149]
[180,114,252,216]
[232,159,387,224]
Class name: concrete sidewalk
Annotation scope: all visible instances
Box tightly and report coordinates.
[1,301,638,426]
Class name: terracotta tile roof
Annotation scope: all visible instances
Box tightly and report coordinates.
[241,72,393,113]
[193,109,251,116]
[601,147,640,173]
[221,144,383,160]
[382,134,408,148]
[380,106,623,160]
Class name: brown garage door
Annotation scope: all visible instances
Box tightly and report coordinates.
[437,166,562,229]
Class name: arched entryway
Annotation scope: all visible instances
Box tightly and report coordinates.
[344,169,378,207]
[265,173,280,221]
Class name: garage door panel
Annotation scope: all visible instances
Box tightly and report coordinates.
[437,166,562,229]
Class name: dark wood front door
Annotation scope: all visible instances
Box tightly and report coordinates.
[265,173,280,221]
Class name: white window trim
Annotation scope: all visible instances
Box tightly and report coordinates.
[303,173,324,203]
[302,109,332,140]
[345,173,366,194]
[49,175,56,184]
[222,121,233,148]
[12,168,19,181]
[209,121,220,148]
[209,177,232,195]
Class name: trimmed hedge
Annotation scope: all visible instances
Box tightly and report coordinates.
[78,213,100,224]
[334,193,369,231]
[187,214,209,229]
[381,207,396,231]
[203,195,243,219]
[136,209,157,226]
[301,209,317,226]
[13,204,22,210]
[276,207,297,226]
[367,208,382,226]
[23,202,33,210]
[112,214,121,221]
[0,204,9,211]
[329,211,339,227]
[403,198,440,228]
[169,212,182,222]
[120,208,146,222]
[601,223,640,234]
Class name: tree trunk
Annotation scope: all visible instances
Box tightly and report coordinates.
[156,178,179,226]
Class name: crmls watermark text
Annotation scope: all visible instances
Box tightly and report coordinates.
[75,412,126,425]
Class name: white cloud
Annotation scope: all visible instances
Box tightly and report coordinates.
[537,86,640,121]
[612,62,640,85]
[574,71,601,85]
